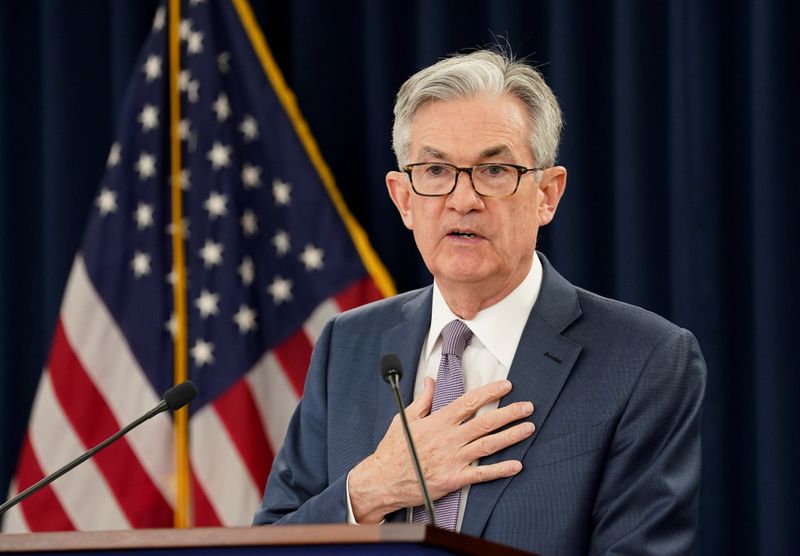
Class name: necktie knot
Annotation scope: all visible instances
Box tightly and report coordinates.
[441,320,472,359]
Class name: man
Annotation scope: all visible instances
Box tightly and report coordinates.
[254,49,706,555]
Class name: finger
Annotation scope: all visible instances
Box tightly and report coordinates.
[441,379,512,423]
[406,377,435,420]
[462,421,535,461]
[461,401,534,440]
[460,459,523,486]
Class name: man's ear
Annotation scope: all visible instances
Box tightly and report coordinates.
[386,171,414,230]
[537,166,567,226]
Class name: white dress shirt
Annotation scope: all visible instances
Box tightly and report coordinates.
[347,254,543,528]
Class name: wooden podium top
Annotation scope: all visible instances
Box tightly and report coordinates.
[0,523,534,555]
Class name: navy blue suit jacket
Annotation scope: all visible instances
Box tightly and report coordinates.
[254,254,706,555]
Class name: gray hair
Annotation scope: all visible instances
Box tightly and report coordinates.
[392,49,563,168]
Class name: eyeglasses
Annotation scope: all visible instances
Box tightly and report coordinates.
[402,162,544,198]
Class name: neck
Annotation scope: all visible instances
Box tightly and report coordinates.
[437,270,528,321]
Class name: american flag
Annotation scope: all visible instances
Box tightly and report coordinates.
[2,0,391,530]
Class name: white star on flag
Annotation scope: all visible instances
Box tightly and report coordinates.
[96,188,118,216]
[167,218,190,238]
[241,164,261,188]
[152,6,165,31]
[165,313,177,337]
[190,338,215,367]
[267,276,293,304]
[142,55,162,82]
[169,167,191,191]
[134,203,154,229]
[212,93,232,122]
[179,69,192,91]
[165,266,189,286]
[177,119,192,141]
[187,31,204,54]
[238,257,255,285]
[106,143,121,168]
[199,239,224,268]
[203,191,228,219]
[217,51,231,73]
[207,142,232,170]
[299,244,325,271]
[138,104,159,132]
[195,289,220,318]
[272,230,290,256]
[187,79,200,103]
[179,19,193,40]
[239,115,259,142]
[240,210,258,237]
[135,152,157,180]
[233,305,257,333]
[131,251,152,278]
[272,178,292,205]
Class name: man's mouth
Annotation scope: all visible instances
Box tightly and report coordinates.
[449,230,480,239]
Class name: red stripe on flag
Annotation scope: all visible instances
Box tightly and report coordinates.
[15,434,75,531]
[47,320,173,528]
[335,277,383,311]
[191,466,222,526]
[273,329,313,396]
[213,380,275,493]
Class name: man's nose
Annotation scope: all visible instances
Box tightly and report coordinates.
[446,170,483,211]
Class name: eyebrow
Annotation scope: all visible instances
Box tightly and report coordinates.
[479,145,512,159]
[418,144,513,161]
[419,146,446,160]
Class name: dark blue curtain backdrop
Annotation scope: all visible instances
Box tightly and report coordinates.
[1,1,798,553]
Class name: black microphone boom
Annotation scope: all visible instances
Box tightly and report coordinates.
[379,353,436,527]
[0,380,198,516]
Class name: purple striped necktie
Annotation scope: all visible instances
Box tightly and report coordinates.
[412,319,473,531]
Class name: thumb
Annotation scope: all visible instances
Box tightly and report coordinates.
[407,377,435,420]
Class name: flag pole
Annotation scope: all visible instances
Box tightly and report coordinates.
[168,0,192,528]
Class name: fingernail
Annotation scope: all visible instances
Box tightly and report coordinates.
[519,402,534,416]
[522,422,535,435]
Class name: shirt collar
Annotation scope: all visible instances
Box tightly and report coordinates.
[425,253,543,369]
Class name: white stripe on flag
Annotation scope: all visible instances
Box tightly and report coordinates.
[30,372,130,531]
[190,406,261,526]
[303,299,338,345]
[246,352,299,455]
[60,256,174,505]
[1,479,30,533]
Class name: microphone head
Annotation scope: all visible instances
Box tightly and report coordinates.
[380,353,403,383]
[162,381,198,411]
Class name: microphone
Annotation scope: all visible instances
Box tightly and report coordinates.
[0,380,198,515]
[380,354,436,527]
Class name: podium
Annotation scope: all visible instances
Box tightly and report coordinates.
[0,524,536,555]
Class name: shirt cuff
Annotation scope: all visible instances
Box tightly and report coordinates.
[345,470,385,525]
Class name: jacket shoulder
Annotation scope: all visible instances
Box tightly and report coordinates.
[331,286,431,331]
[572,286,697,351]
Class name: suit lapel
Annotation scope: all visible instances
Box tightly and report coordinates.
[373,287,433,456]
[372,287,432,523]
[461,254,583,537]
